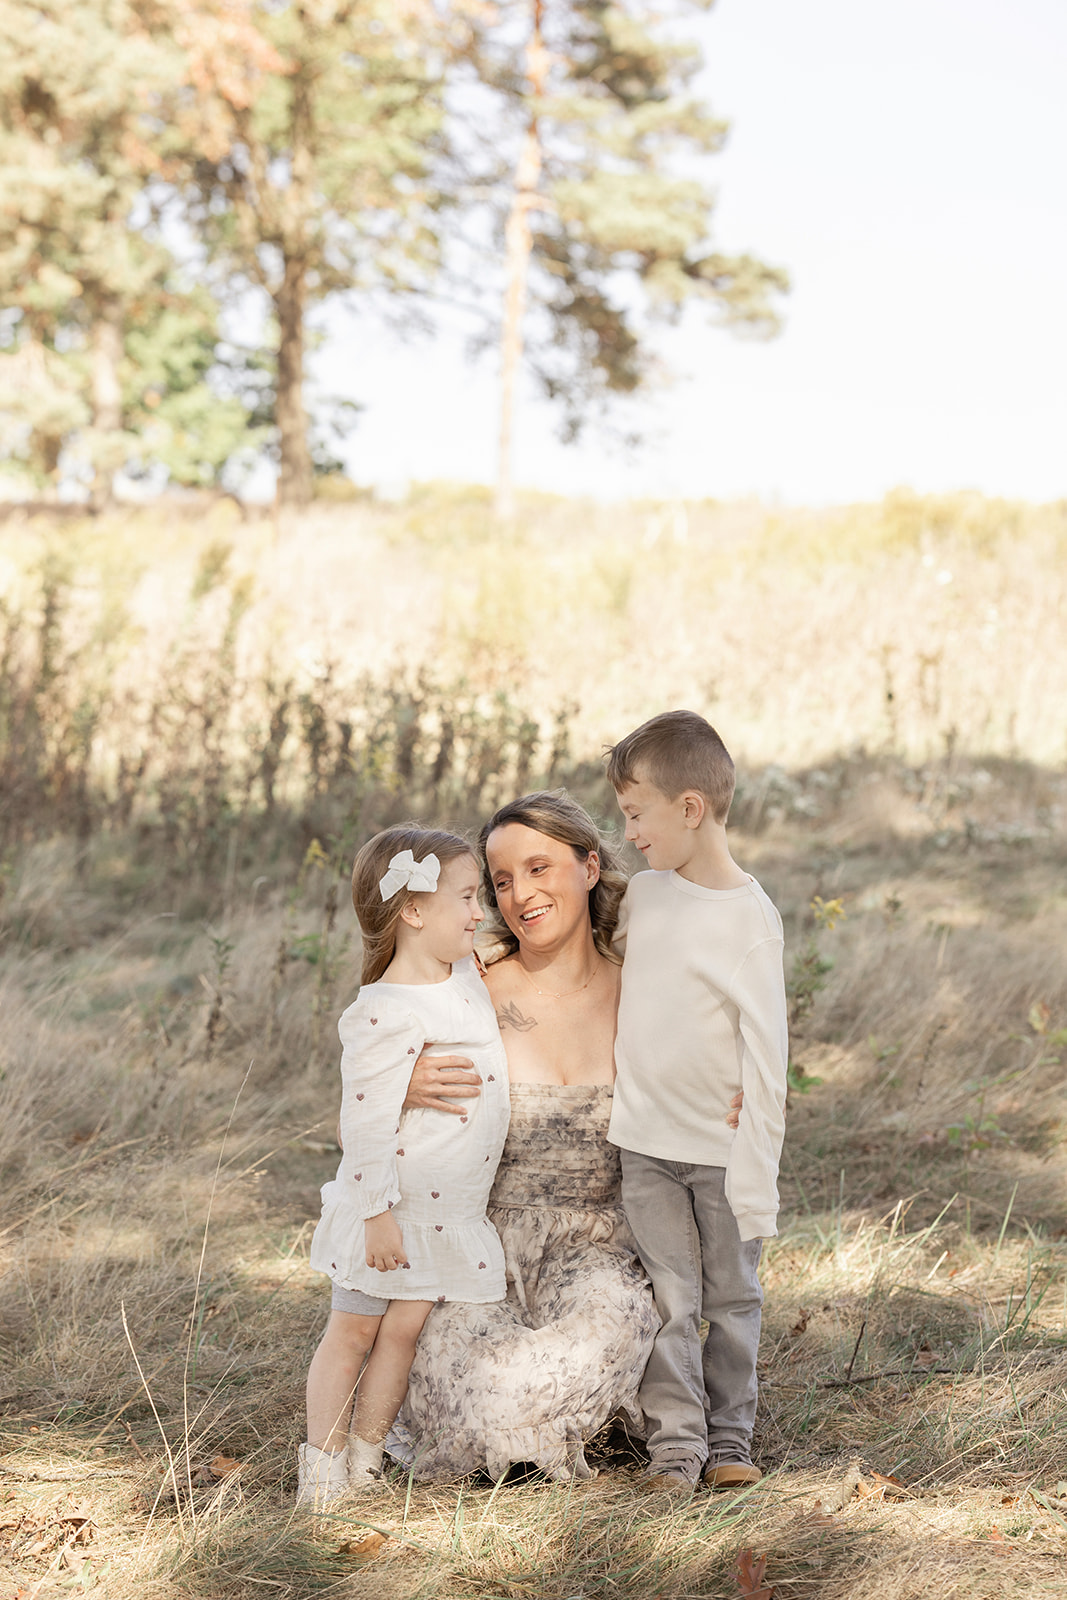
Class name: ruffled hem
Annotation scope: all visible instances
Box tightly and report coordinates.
[311,1208,506,1302]
[388,1399,645,1483]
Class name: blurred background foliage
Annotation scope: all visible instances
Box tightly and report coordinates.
[0,0,788,509]
[1,487,1063,888]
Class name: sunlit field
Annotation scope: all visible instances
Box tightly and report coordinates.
[2,490,1066,1597]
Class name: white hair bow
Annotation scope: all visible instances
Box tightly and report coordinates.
[378,849,441,901]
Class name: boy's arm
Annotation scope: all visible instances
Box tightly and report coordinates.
[723,937,789,1242]
[336,1002,424,1221]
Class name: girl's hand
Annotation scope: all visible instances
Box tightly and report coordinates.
[364,1212,408,1272]
[726,1091,744,1130]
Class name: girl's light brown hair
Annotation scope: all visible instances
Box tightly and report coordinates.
[476,790,627,961]
[352,824,476,985]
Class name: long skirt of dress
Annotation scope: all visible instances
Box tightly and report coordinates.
[388,1082,660,1481]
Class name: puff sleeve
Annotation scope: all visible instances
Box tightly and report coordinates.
[336,998,426,1222]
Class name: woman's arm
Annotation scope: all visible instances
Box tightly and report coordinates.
[402,1052,483,1114]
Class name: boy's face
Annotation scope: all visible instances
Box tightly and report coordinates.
[615,771,700,872]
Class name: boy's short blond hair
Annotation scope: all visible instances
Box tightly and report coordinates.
[605,710,736,823]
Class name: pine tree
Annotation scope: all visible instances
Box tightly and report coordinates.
[0,0,264,500]
[181,0,448,507]
[457,0,789,518]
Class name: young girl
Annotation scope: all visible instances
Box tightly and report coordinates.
[298,825,510,1509]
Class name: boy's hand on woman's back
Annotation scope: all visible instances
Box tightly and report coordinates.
[726,1091,743,1130]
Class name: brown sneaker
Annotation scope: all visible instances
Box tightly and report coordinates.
[704,1461,762,1490]
[642,1469,698,1497]
[641,1450,702,1497]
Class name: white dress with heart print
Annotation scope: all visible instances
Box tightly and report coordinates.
[309,955,510,1303]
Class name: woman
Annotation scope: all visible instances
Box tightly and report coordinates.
[387,790,660,1481]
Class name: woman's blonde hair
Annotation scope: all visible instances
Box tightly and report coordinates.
[476,790,628,961]
[351,824,476,985]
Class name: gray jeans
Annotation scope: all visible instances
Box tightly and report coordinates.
[620,1150,763,1464]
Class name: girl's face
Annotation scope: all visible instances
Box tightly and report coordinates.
[485,823,599,956]
[408,854,483,964]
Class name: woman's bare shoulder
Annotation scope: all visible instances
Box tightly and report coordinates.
[482,952,524,1000]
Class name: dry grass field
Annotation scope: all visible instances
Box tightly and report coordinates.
[2,490,1066,1597]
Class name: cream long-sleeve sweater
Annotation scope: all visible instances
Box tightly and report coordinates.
[608,869,788,1242]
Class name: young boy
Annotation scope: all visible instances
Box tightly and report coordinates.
[606,710,788,1494]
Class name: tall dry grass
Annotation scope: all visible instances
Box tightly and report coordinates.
[1,487,1065,862]
[2,488,1066,1597]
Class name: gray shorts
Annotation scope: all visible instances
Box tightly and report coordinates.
[331,1283,389,1317]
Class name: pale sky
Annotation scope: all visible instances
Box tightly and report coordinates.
[315,0,1067,505]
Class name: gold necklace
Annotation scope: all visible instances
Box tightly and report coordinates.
[518,957,602,1000]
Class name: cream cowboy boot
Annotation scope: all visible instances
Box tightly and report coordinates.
[347,1434,384,1485]
[296,1442,350,1509]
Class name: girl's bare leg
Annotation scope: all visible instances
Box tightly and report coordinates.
[306,1310,381,1453]
[350,1300,434,1444]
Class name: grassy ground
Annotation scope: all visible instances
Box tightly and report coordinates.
[3,761,1066,1598]
[2,493,1067,1595]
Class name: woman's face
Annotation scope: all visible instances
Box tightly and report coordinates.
[485,823,600,957]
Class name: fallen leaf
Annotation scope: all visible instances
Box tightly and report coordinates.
[987,1525,1012,1555]
[857,1469,910,1501]
[193,1455,244,1487]
[734,1547,775,1599]
[789,1309,812,1337]
[1029,1001,1051,1035]
[60,1503,96,1533]
[339,1530,389,1559]
[807,1500,839,1526]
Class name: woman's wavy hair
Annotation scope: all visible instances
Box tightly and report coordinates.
[351,823,476,985]
[476,790,628,961]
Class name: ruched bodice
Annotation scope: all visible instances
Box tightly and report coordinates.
[489,1084,622,1211]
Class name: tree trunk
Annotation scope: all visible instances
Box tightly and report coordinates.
[89,297,123,511]
[275,255,314,508]
[495,0,546,525]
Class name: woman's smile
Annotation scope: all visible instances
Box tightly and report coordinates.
[485,823,600,950]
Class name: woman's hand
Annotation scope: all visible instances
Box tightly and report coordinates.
[726,1091,743,1130]
[404,1051,483,1113]
[365,1212,408,1272]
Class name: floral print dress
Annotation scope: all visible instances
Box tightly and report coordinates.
[388,1082,660,1480]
